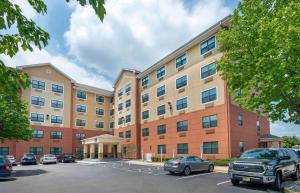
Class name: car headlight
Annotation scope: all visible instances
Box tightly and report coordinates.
[265,165,274,171]
[228,163,233,170]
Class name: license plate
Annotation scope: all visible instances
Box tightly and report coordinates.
[243,177,251,182]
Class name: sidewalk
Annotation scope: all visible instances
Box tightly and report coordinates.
[284,180,300,193]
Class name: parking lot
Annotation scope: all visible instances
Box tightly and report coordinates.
[0,161,278,193]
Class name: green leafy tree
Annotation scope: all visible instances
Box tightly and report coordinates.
[282,136,300,148]
[0,0,106,140]
[217,0,300,124]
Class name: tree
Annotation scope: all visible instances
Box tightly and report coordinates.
[0,0,106,140]
[282,136,300,148]
[217,0,300,124]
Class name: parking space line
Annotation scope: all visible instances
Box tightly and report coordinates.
[176,172,215,180]
[153,172,169,176]
[216,180,230,186]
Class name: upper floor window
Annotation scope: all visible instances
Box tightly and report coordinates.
[110,122,114,128]
[118,117,123,125]
[125,115,131,123]
[158,144,166,154]
[177,120,188,132]
[76,105,86,113]
[51,100,63,109]
[157,124,166,135]
[95,121,104,128]
[256,121,261,132]
[76,119,86,127]
[156,66,166,79]
[33,130,44,138]
[142,128,149,137]
[202,115,217,128]
[176,75,187,89]
[96,108,104,116]
[125,99,131,108]
[177,143,188,154]
[77,90,86,99]
[31,96,45,106]
[96,95,104,103]
[51,115,63,124]
[142,110,149,120]
[29,147,43,155]
[31,113,44,122]
[157,85,165,97]
[110,109,114,116]
[50,131,62,139]
[200,36,215,55]
[176,97,188,110]
[157,105,166,116]
[125,130,131,138]
[142,93,149,103]
[32,80,45,90]
[238,115,243,126]
[141,76,149,87]
[201,88,217,104]
[203,141,218,154]
[52,84,63,93]
[119,132,124,138]
[201,62,216,79]
[118,88,123,97]
[176,54,187,68]
[125,83,131,93]
[118,103,123,111]
[110,97,114,103]
[76,133,85,140]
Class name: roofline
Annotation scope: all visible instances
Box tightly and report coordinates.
[113,68,140,88]
[137,15,231,79]
[74,82,113,96]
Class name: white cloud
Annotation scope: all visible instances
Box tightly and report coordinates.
[271,121,300,137]
[64,0,231,76]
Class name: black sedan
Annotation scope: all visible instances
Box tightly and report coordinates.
[21,153,37,165]
[57,153,75,163]
[0,155,12,179]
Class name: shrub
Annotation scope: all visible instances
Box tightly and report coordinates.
[151,156,172,162]
[208,158,236,166]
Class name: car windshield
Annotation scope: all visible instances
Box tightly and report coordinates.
[240,149,279,160]
[25,153,34,157]
[44,155,55,157]
[171,156,184,161]
[296,151,300,158]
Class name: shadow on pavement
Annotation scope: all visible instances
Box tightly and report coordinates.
[234,182,273,192]
[13,169,47,177]
[0,178,16,182]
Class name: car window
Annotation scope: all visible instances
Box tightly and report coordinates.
[0,157,4,164]
[186,156,196,161]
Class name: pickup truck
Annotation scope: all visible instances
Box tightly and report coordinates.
[228,148,300,191]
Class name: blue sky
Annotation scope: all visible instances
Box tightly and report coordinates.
[1,0,299,137]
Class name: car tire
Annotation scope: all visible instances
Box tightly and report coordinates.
[231,179,240,186]
[208,165,214,172]
[272,172,282,191]
[62,159,64,163]
[291,167,299,181]
[183,167,191,176]
[169,171,175,175]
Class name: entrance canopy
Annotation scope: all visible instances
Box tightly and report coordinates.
[259,134,283,148]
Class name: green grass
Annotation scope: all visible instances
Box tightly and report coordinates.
[207,158,236,166]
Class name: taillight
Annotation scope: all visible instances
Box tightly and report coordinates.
[175,162,181,167]
[5,163,12,170]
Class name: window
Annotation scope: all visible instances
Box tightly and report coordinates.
[176,75,187,89]
[142,128,149,137]
[142,76,149,87]
[177,143,188,154]
[50,147,62,155]
[125,115,131,123]
[110,97,114,103]
[156,66,166,79]
[118,117,123,125]
[157,145,166,154]
[125,130,131,138]
[51,115,63,124]
[118,103,123,111]
[96,108,104,116]
[203,141,218,154]
[201,62,216,79]
[238,115,243,126]
[33,130,44,138]
[157,124,166,135]
[176,97,188,110]
[0,147,9,155]
[118,88,123,97]
[202,88,217,104]
[142,93,149,103]
[125,83,131,93]
[96,95,104,103]
[32,80,45,90]
[202,115,218,128]
[256,121,261,132]
[200,36,215,55]
[31,113,44,122]
[31,96,45,106]
[110,122,114,128]
[76,105,86,113]
[119,132,124,138]
[77,90,86,99]
[157,85,165,97]
[76,119,86,127]
[239,141,244,153]
[76,133,85,140]
[125,99,131,108]
[52,84,63,93]
[95,121,104,128]
[51,100,63,109]
[110,109,114,116]
[50,131,62,139]
[142,110,149,120]
[176,54,187,68]
[157,105,166,116]
[29,147,43,155]
[177,120,188,132]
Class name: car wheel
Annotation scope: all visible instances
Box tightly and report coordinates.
[62,159,64,163]
[169,171,175,175]
[272,172,282,191]
[231,179,240,186]
[292,167,299,181]
[208,165,214,172]
[183,167,191,176]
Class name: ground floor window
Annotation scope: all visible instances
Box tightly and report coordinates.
[75,147,83,159]
[203,141,218,154]
[0,147,9,155]
[177,143,188,154]
[50,147,62,155]
[29,147,43,155]
[157,144,166,154]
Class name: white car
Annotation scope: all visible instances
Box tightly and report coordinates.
[6,155,17,166]
[40,154,57,164]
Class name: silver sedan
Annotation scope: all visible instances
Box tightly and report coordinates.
[40,154,57,164]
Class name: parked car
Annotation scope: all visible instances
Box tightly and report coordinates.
[164,155,214,175]
[0,155,12,179]
[21,153,37,165]
[57,153,75,163]
[228,148,300,191]
[6,155,17,166]
[294,149,300,158]
[40,154,57,164]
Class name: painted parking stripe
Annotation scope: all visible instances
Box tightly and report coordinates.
[216,180,231,186]
[153,172,169,176]
[176,172,215,180]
